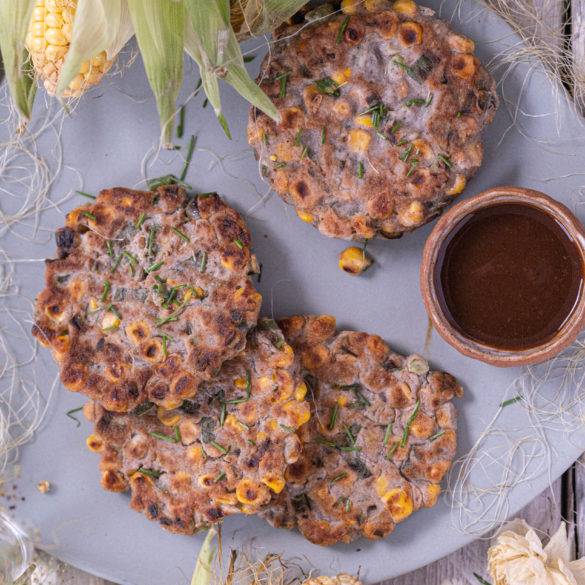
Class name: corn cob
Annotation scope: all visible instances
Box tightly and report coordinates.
[26,0,113,97]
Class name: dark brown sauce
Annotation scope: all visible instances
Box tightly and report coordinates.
[435,203,584,350]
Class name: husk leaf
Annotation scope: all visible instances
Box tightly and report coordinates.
[184,0,279,135]
[127,0,185,147]
[190,527,218,585]
[232,0,310,38]
[57,0,134,96]
[0,0,36,120]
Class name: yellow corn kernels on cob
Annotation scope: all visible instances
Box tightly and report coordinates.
[26,0,113,97]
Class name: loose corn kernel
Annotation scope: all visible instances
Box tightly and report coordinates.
[86,434,104,452]
[399,22,423,46]
[355,114,374,128]
[339,246,373,276]
[262,473,286,494]
[125,321,151,345]
[296,209,314,224]
[53,333,70,354]
[101,311,120,332]
[341,0,360,14]
[215,493,238,506]
[384,488,414,522]
[295,382,308,401]
[257,376,275,393]
[157,406,181,427]
[451,54,477,79]
[447,174,466,196]
[37,480,51,494]
[235,478,265,505]
[393,0,417,16]
[399,201,424,227]
[347,129,371,153]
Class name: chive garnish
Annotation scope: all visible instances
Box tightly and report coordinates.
[135,212,146,229]
[390,121,402,133]
[122,251,138,275]
[500,395,522,408]
[243,55,255,63]
[387,441,399,459]
[172,226,190,242]
[456,111,463,118]
[177,105,186,139]
[100,280,111,302]
[357,161,365,179]
[156,302,188,327]
[149,427,180,443]
[146,260,164,274]
[225,370,251,404]
[134,401,155,416]
[473,574,492,585]
[331,472,348,483]
[406,159,419,177]
[429,429,445,442]
[273,161,287,169]
[147,227,156,256]
[77,191,96,199]
[234,239,244,250]
[161,334,170,358]
[300,145,310,160]
[202,98,209,108]
[294,129,303,146]
[392,55,415,77]
[328,404,339,431]
[110,254,123,273]
[359,102,387,129]
[314,77,341,97]
[219,402,227,427]
[105,241,114,257]
[321,127,326,144]
[82,211,96,221]
[65,406,83,428]
[136,467,162,479]
[280,423,295,433]
[210,440,229,455]
[344,497,352,512]
[336,15,351,43]
[277,71,290,98]
[401,400,420,447]
[437,154,453,168]
[399,143,414,162]
[383,422,393,446]
[213,471,227,483]
[180,135,197,182]
[199,251,207,273]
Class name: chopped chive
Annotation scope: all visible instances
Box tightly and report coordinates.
[426,93,434,106]
[195,77,202,91]
[406,159,419,177]
[210,440,229,455]
[105,241,114,257]
[383,422,393,446]
[359,102,387,129]
[156,302,188,327]
[328,403,339,431]
[122,251,138,275]
[387,441,399,459]
[294,129,303,146]
[234,239,244,250]
[392,55,415,77]
[180,135,197,182]
[225,370,252,404]
[437,154,453,169]
[280,423,296,433]
[199,251,207,273]
[147,174,191,191]
[177,105,186,139]
[273,161,287,169]
[100,280,111,302]
[149,429,179,443]
[314,77,340,97]
[473,574,492,585]
[172,226,190,242]
[110,254,123,273]
[136,467,162,479]
[399,143,414,162]
[243,55,256,63]
[134,401,155,416]
[456,111,463,118]
[390,121,402,133]
[76,190,96,199]
[376,131,388,141]
[105,303,121,319]
[146,260,164,274]
[344,497,352,512]
[161,334,170,358]
[500,395,522,408]
[277,71,290,98]
[336,15,350,44]
[219,402,227,427]
[405,97,427,107]
[401,400,420,447]
[147,227,156,256]
[331,471,348,483]
[357,161,365,179]
[429,429,445,442]
[213,471,227,483]
[65,406,83,428]
[135,212,146,229]
[217,113,232,140]
[82,211,96,221]
[321,127,326,144]
[300,145,310,160]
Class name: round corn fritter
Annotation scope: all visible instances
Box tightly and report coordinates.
[260,315,462,546]
[85,321,312,534]
[32,185,262,412]
[248,1,498,241]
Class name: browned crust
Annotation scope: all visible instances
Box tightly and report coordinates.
[248,2,498,240]
[261,315,463,546]
[33,185,262,412]
[88,321,311,534]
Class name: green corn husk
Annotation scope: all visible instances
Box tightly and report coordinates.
[190,527,217,585]
[127,0,186,147]
[56,0,133,97]
[231,0,311,38]
[0,0,36,121]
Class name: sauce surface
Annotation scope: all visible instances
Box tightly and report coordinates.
[435,203,584,350]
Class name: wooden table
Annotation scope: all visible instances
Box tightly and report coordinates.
[27,0,585,583]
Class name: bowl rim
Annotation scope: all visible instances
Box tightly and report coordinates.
[419,185,585,367]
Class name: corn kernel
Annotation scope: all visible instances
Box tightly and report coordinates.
[425,483,441,507]
[86,434,104,452]
[337,395,349,407]
[451,53,477,79]
[101,311,120,332]
[399,22,423,46]
[393,0,417,16]
[187,445,204,465]
[355,115,374,128]
[273,344,294,368]
[339,246,373,275]
[125,321,151,345]
[88,298,99,311]
[215,493,238,506]
[221,256,235,271]
[448,34,475,54]
[296,210,314,224]
[399,201,424,227]
[225,414,247,432]
[341,0,360,14]
[262,474,286,494]
[447,174,466,196]
[157,407,180,427]
[384,488,414,522]
[37,480,51,494]
[236,478,266,505]
[347,129,371,153]
[234,377,248,390]
[295,382,308,401]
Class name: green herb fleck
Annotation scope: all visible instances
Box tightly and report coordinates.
[100,280,111,302]
[172,226,190,242]
[76,190,96,200]
[429,429,445,442]
[321,127,327,144]
[146,260,164,274]
[147,227,157,256]
[177,105,186,139]
[180,135,197,181]
[66,406,84,428]
[400,143,414,162]
[234,238,244,250]
[331,472,348,483]
[336,15,350,44]
[387,441,399,459]
[401,400,420,447]
[156,302,188,327]
[473,574,492,585]
[149,427,180,443]
[243,55,255,63]
[134,401,155,416]
[280,423,296,433]
[199,251,207,273]
[210,440,229,456]
[315,77,341,97]
[82,211,96,221]
[135,212,146,229]
[122,251,138,275]
[328,404,339,431]
[383,422,393,446]
[136,467,163,479]
[105,241,114,257]
[161,334,170,358]
[357,161,365,179]
[344,497,352,512]
[213,471,227,483]
[437,154,453,168]
[225,370,252,404]
[500,395,522,408]
[110,254,123,273]
[277,71,290,98]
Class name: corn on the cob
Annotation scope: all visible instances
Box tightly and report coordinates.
[26,0,113,97]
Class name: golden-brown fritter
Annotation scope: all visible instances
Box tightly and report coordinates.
[248,1,498,240]
[33,185,262,412]
[260,315,463,546]
[86,322,312,534]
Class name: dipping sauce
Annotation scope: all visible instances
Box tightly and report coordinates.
[435,203,584,350]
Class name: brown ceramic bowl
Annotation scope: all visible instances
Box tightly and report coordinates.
[420,186,585,367]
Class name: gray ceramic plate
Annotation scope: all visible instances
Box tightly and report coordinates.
[2,1,585,584]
